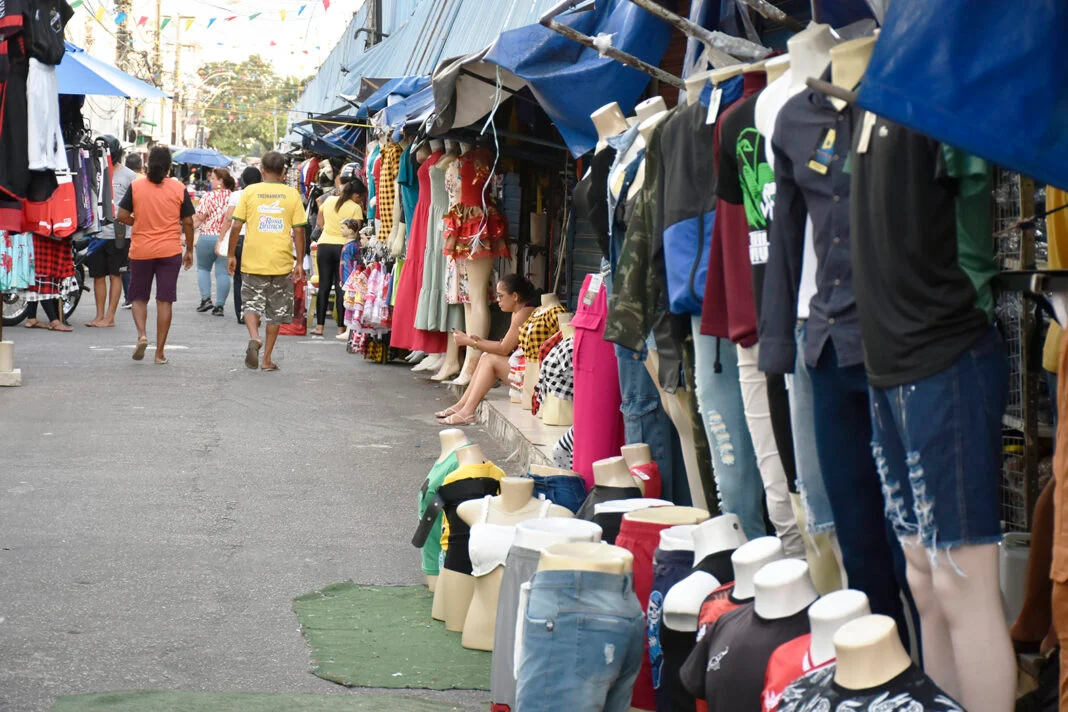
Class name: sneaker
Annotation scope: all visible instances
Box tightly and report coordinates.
[120,301,132,310]
[196,298,213,313]
[212,305,224,317]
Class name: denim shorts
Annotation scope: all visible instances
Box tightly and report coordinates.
[516,570,645,712]
[868,327,1008,556]
[526,473,588,515]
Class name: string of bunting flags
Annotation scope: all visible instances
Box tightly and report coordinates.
[68,0,327,31]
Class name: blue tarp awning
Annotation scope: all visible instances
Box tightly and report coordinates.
[322,124,364,156]
[856,0,1068,191]
[59,42,168,98]
[355,76,432,119]
[480,0,673,156]
[379,85,435,131]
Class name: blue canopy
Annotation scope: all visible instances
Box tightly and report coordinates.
[322,124,364,156]
[172,148,232,168]
[483,0,673,156]
[856,0,1068,191]
[58,43,168,99]
[355,76,432,119]
[379,85,435,132]
[293,126,348,157]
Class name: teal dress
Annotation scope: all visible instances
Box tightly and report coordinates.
[418,450,460,575]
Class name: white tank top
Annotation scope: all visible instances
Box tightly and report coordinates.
[469,495,552,578]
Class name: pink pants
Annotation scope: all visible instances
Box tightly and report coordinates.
[571,273,625,488]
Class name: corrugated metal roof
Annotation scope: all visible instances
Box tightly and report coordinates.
[292,0,561,124]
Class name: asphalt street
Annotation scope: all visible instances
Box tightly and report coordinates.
[0,269,506,711]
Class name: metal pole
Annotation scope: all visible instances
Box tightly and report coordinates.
[735,0,805,32]
[539,17,685,89]
[624,0,771,64]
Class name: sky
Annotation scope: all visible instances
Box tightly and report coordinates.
[69,0,367,79]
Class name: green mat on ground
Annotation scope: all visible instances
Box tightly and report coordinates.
[293,582,490,691]
[51,691,467,711]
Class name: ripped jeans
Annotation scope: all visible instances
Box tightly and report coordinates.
[691,317,765,541]
[868,326,1008,559]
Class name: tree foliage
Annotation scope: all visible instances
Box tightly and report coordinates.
[195,56,309,157]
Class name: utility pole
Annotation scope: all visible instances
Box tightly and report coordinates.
[172,17,195,146]
[154,0,163,144]
[115,0,132,140]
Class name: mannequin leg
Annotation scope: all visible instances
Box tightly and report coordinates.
[413,353,443,373]
[1010,477,1055,649]
[645,350,704,508]
[900,538,958,695]
[932,544,1015,712]
[451,257,493,386]
[432,332,462,381]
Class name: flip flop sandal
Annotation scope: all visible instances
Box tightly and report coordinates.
[244,339,261,369]
[24,321,48,329]
[434,406,460,419]
[155,358,169,365]
[260,364,280,372]
[437,413,478,426]
[133,341,148,361]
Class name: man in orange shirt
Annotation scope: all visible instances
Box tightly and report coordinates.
[116,147,194,364]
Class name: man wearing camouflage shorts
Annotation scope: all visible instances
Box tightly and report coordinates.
[227,152,307,371]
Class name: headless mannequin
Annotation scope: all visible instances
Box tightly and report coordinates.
[540,313,574,425]
[620,443,652,494]
[426,428,471,592]
[433,441,491,627]
[764,55,789,85]
[431,140,465,382]
[459,477,572,649]
[449,143,493,388]
[624,505,709,528]
[663,514,747,631]
[788,23,838,91]
[833,35,1012,712]
[591,102,629,153]
[752,558,819,620]
[833,615,912,691]
[522,292,563,410]
[410,141,444,372]
[660,524,697,551]
[593,455,640,488]
[808,589,871,665]
[731,536,785,600]
[529,463,584,481]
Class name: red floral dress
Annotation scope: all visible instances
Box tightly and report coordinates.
[441,147,510,260]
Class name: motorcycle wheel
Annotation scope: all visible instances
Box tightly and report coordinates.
[62,265,86,321]
[2,291,29,326]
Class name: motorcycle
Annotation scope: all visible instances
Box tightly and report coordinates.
[1,236,91,327]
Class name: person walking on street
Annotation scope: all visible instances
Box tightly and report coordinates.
[116,146,195,364]
[226,152,307,371]
[218,166,261,325]
[86,136,137,327]
[120,153,143,310]
[193,168,236,316]
[312,175,365,337]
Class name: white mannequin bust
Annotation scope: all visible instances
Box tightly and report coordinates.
[765,55,790,85]
[731,536,784,601]
[828,36,876,111]
[624,506,709,527]
[634,96,667,123]
[443,139,460,156]
[592,498,673,517]
[590,102,628,152]
[787,23,838,92]
[429,138,444,152]
[663,514,748,631]
[659,524,696,552]
[528,463,582,480]
[437,428,470,463]
[620,443,652,494]
[558,313,574,338]
[513,517,602,551]
[539,293,562,309]
[833,615,912,690]
[808,590,871,666]
[752,558,818,620]
[455,443,487,466]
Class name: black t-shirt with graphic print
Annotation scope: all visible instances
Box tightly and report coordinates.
[778,663,964,711]
[679,603,809,711]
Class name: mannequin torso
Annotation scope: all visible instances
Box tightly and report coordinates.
[624,505,709,527]
[437,428,470,464]
[833,615,911,690]
[731,536,785,600]
[787,23,838,93]
[591,102,629,153]
[808,589,871,666]
[538,541,633,574]
[663,514,747,631]
[593,455,641,488]
[753,558,819,620]
[828,36,876,110]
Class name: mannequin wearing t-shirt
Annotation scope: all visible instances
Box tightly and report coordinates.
[423,428,470,592]
[578,455,649,525]
[458,477,572,650]
[733,536,785,601]
[434,442,503,629]
[846,37,1011,712]
[540,312,575,426]
[762,589,870,712]
[663,514,748,631]
[522,292,564,410]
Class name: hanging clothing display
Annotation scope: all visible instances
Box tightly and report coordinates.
[441,147,510,260]
[376,141,402,239]
[365,143,380,222]
[0,231,33,291]
[517,303,566,362]
[415,154,463,333]
[26,233,74,301]
[391,150,447,353]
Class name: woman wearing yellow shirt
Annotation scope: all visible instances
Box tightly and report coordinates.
[313,178,366,336]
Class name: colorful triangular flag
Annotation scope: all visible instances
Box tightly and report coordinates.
[95,7,104,20]
[280,9,285,20]
[269,40,277,46]
[114,10,126,23]
[207,17,216,27]
[298,4,307,15]
[161,17,170,29]
[184,18,193,30]
[322,0,329,11]
[69,0,82,7]
[224,15,236,21]
[138,15,148,25]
